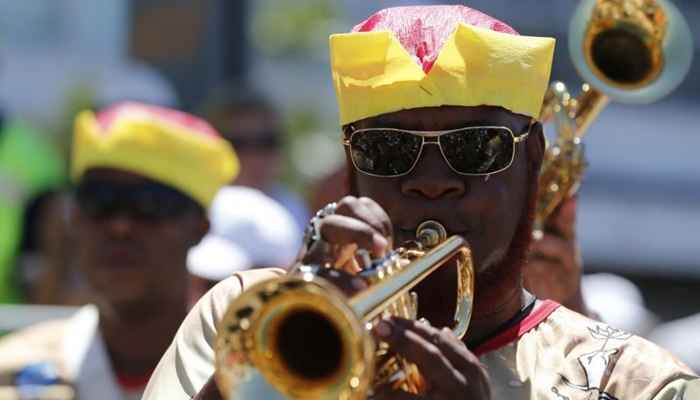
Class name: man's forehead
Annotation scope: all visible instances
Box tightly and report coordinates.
[78,168,200,210]
[351,106,530,131]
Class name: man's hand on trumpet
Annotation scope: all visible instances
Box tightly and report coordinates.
[300,195,492,399]
[301,196,392,273]
[369,318,491,400]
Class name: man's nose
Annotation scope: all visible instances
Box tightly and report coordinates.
[104,212,136,238]
[401,144,466,199]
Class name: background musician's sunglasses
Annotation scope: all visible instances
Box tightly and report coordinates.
[342,124,532,177]
[76,181,201,221]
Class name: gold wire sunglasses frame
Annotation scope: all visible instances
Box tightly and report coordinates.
[342,124,533,178]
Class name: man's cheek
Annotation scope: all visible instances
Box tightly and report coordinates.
[367,182,402,207]
[488,179,524,230]
[151,230,190,260]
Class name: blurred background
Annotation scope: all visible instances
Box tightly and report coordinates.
[0,0,698,327]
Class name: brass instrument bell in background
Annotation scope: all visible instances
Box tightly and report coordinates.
[535,0,694,235]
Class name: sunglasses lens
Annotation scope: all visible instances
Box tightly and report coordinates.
[76,182,197,221]
[349,130,422,176]
[440,127,515,174]
[76,184,118,219]
[131,188,194,220]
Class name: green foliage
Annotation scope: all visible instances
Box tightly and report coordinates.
[251,0,341,57]
[279,107,324,194]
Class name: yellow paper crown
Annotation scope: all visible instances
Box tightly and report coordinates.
[330,23,556,125]
[71,103,239,209]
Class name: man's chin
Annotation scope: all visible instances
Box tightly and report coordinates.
[93,284,150,313]
[473,247,508,275]
[473,232,532,309]
[475,257,521,289]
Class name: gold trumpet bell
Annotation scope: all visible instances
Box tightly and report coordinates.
[214,275,374,400]
[569,0,693,103]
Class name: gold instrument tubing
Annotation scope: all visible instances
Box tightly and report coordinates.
[349,236,467,325]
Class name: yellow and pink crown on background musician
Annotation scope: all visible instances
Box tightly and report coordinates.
[329,5,557,125]
[72,102,239,209]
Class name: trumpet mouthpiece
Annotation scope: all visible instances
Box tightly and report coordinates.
[416,221,448,248]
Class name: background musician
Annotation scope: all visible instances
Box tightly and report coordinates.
[0,103,237,399]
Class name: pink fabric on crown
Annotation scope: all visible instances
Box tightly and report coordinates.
[353,5,519,73]
[95,102,219,138]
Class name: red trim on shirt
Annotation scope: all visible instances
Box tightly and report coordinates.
[115,371,152,391]
[473,300,560,357]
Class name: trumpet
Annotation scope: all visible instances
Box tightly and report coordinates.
[534,0,693,235]
[214,221,474,399]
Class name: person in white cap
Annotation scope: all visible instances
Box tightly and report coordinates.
[187,186,301,307]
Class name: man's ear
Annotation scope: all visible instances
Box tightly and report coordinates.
[527,121,546,174]
[191,215,210,247]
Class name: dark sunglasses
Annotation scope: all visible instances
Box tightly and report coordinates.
[75,181,200,221]
[342,124,532,177]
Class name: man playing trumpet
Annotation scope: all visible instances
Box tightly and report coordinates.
[144,5,698,399]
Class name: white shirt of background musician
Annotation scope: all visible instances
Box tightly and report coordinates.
[0,305,137,400]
